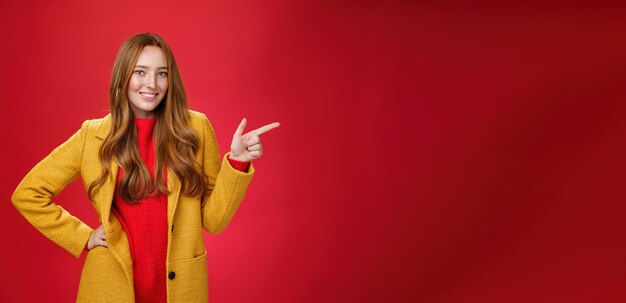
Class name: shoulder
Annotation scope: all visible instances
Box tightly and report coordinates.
[186,110,219,144]
[83,114,110,128]
[187,109,214,132]
[79,113,111,139]
[187,109,209,122]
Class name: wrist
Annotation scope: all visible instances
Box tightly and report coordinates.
[228,153,249,162]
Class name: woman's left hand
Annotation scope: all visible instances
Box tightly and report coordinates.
[229,118,280,162]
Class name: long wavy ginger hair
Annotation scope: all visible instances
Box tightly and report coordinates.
[88,33,208,203]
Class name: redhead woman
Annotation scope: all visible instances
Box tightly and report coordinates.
[11,33,279,302]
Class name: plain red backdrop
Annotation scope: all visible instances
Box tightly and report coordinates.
[2,0,626,302]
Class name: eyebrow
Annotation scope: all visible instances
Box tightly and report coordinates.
[134,65,168,70]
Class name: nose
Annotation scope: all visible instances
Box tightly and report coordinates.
[145,73,156,89]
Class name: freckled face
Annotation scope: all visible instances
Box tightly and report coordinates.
[127,45,168,119]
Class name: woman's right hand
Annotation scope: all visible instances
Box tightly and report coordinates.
[87,225,108,250]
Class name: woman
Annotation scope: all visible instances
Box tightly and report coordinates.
[11,33,279,302]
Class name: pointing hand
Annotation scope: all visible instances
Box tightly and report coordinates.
[229,118,280,162]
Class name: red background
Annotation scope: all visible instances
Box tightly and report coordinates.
[2,1,626,302]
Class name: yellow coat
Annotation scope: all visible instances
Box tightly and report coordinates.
[11,110,254,302]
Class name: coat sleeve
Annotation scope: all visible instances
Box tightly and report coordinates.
[199,114,254,234]
[11,120,94,258]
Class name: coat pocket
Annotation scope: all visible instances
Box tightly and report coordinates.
[167,250,209,302]
[76,246,133,302]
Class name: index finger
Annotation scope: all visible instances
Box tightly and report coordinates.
[248,122,280,136]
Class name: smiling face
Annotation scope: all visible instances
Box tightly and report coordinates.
[127,45,168,119]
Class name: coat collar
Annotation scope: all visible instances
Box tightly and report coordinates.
[95,114,112,140]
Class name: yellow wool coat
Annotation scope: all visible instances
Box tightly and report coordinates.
[11,110,254,302]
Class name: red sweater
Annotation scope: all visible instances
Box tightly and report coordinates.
[86,117,249,303]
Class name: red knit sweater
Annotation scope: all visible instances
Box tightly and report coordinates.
[86,117,249,303]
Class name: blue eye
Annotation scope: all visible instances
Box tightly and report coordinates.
[134,70,144,75]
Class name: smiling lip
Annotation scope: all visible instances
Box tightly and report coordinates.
[139,92,158,101]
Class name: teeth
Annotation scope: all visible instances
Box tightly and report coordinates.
[140,93,156,98]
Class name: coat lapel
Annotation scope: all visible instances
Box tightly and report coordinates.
[94,114,117,226]
[167,167,182,226]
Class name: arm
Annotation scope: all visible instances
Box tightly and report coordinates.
[11,120,94,258]
[200,115,255,234]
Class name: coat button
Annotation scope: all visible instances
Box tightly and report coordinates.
[168,272,176,280]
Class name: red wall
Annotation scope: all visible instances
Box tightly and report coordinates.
[2,1,626,302]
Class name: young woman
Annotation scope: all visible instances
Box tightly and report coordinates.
[11,33,279,302]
